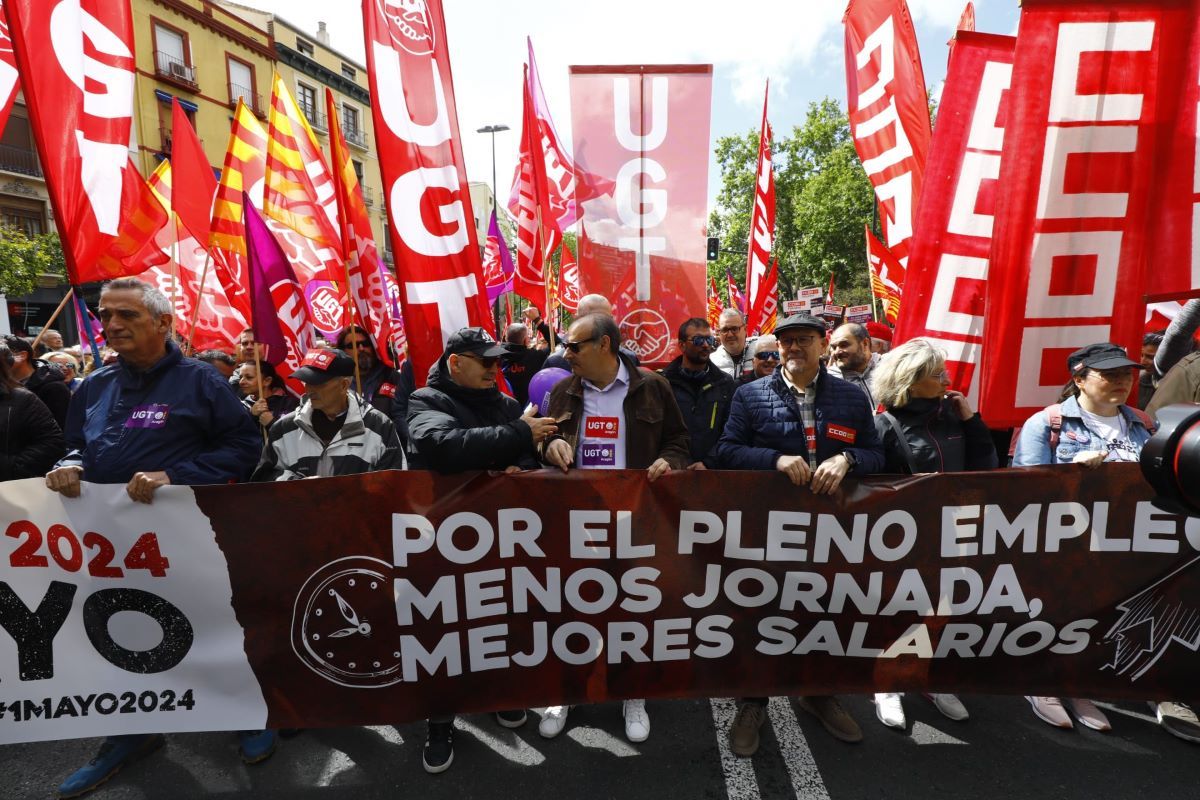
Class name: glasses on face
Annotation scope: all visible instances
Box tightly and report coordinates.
[928,369,950,381]
[777,335,822,349]
[340,340,373,351]
[564,336,597,354]
[754,351,780,361]
[688,334,716,348]
[459,353,500,369]
[718,325,744,336]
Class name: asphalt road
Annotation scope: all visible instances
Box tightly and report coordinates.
[1,694,1195,799]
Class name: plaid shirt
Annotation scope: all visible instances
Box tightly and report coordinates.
[782,370,819,470]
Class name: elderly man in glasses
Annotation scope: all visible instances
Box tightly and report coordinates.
[659,316,737,469]
[746,334,780,382]
[710,309,758,380]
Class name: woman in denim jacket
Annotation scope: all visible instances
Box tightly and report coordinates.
[1013,342,1152,733]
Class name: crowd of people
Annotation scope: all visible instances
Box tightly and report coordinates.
[1,278,1198,796]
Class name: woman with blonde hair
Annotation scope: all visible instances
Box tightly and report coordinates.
[870,337,998,729]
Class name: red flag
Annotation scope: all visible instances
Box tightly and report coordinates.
[982,0,1192,427]
[509,66,560,312]
[210,99,266,322]
[866,225,904,324]
[707,276,725,330]
[511,37,578,234]
[826,272,837,305]
[327,87,397,367]
[0,3,18,135]
[559,242,580,314]
[4,0,167,283]
[747,257,779,336]
[958,2,976,31]
[726,270,746,314]
[363,0,492,387]
[894,32,1014,409]
[245,198,312,390]
[746,83,776,314]
[170,99,217,245]
[844,0,932,273]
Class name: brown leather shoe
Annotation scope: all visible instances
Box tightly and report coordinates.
[729,702,767,756]
[797,695,863,743]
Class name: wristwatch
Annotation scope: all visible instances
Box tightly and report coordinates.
[841,450,858,469]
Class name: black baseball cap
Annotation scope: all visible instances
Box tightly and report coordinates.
[1067,342,1142,374]
[445,327,505,358]
[773,313,829,336]
[293,348,357,384]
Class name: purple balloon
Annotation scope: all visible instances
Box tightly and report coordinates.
[528,367,572,416]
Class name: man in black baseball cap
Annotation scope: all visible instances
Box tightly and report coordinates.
[406,327,559,771]
[1067,342,1142,375]
[252,348,403,480]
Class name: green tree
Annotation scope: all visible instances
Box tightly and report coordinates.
[0,227,66,297]
[709,97,877,308]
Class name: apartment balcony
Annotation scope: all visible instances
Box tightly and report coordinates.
[360,184,374,207]
[229,83,264,117]
[0,144,42,178]
[345,127,368,150]
[301,105,328,134]
[154,51,198,91]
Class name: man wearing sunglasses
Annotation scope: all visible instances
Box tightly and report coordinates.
[538,313,690,743]
[406,326,560,772]
[746,335,780,383]
[659,317,737,469]
[336,325,414,449]
[713,312,885,757]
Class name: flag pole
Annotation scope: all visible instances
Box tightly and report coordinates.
[536,206,554,350]
[253,343,267,445]
[169,212,181,340]
[72,289,102,369]
[185,251,214,355]
[30,288,75,352]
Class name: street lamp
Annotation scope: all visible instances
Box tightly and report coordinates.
[476,124,510,219]
[477,124,510,333]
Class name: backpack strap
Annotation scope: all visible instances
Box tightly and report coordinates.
[879,411,920,474]
[1127,405,1158,434]
[1046,403,1064,452]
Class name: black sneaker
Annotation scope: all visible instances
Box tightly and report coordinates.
[422,721,454,774]
[495,709,528,729]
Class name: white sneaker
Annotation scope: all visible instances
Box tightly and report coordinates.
[873,692,906,729]
[539,706,568,738]
[623,699,650,742]
[924,693,969,722]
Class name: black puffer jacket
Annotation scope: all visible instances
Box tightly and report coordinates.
[24,360,71,431]
[660,358,736,468]
[406,356,539,473]
[874,396,998,474]
[0,385,65,480]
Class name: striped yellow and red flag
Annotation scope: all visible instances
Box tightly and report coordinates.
[264,72,341,255]
[210,99,268,321]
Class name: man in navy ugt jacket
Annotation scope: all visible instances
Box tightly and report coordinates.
[713,311,884,757]
[45,278,265,799]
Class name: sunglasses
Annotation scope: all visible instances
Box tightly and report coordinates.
[459,353,500,368]
[688,335,716,348]
[564,336,597,353]
[778,335,822,349]
[754,351,780,361]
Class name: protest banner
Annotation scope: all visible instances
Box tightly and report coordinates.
[894,32,1014,409]
[1,466,1197,745]
[569,65,713,365]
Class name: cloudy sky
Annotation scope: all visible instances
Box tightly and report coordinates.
[246,0,1022,206]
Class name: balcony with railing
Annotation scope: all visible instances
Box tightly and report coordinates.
[360,184,374,207]
[154,51,198,91]
[345,126,368,150]
[0,144,42,178]
[228,83,264,117]
[300,104,328,133]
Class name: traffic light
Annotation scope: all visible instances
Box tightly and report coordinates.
[706,236,719,261]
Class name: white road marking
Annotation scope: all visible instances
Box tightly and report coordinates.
[710,697,762,800]
[768,697,832,800]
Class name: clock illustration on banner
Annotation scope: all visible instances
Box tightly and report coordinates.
[291,556,403,688]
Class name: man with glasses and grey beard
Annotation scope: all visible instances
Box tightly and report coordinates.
[660,317,736,468]
[746,334,780,383]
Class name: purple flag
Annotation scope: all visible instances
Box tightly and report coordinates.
[244,195,310,366]
[483,210,516,303]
